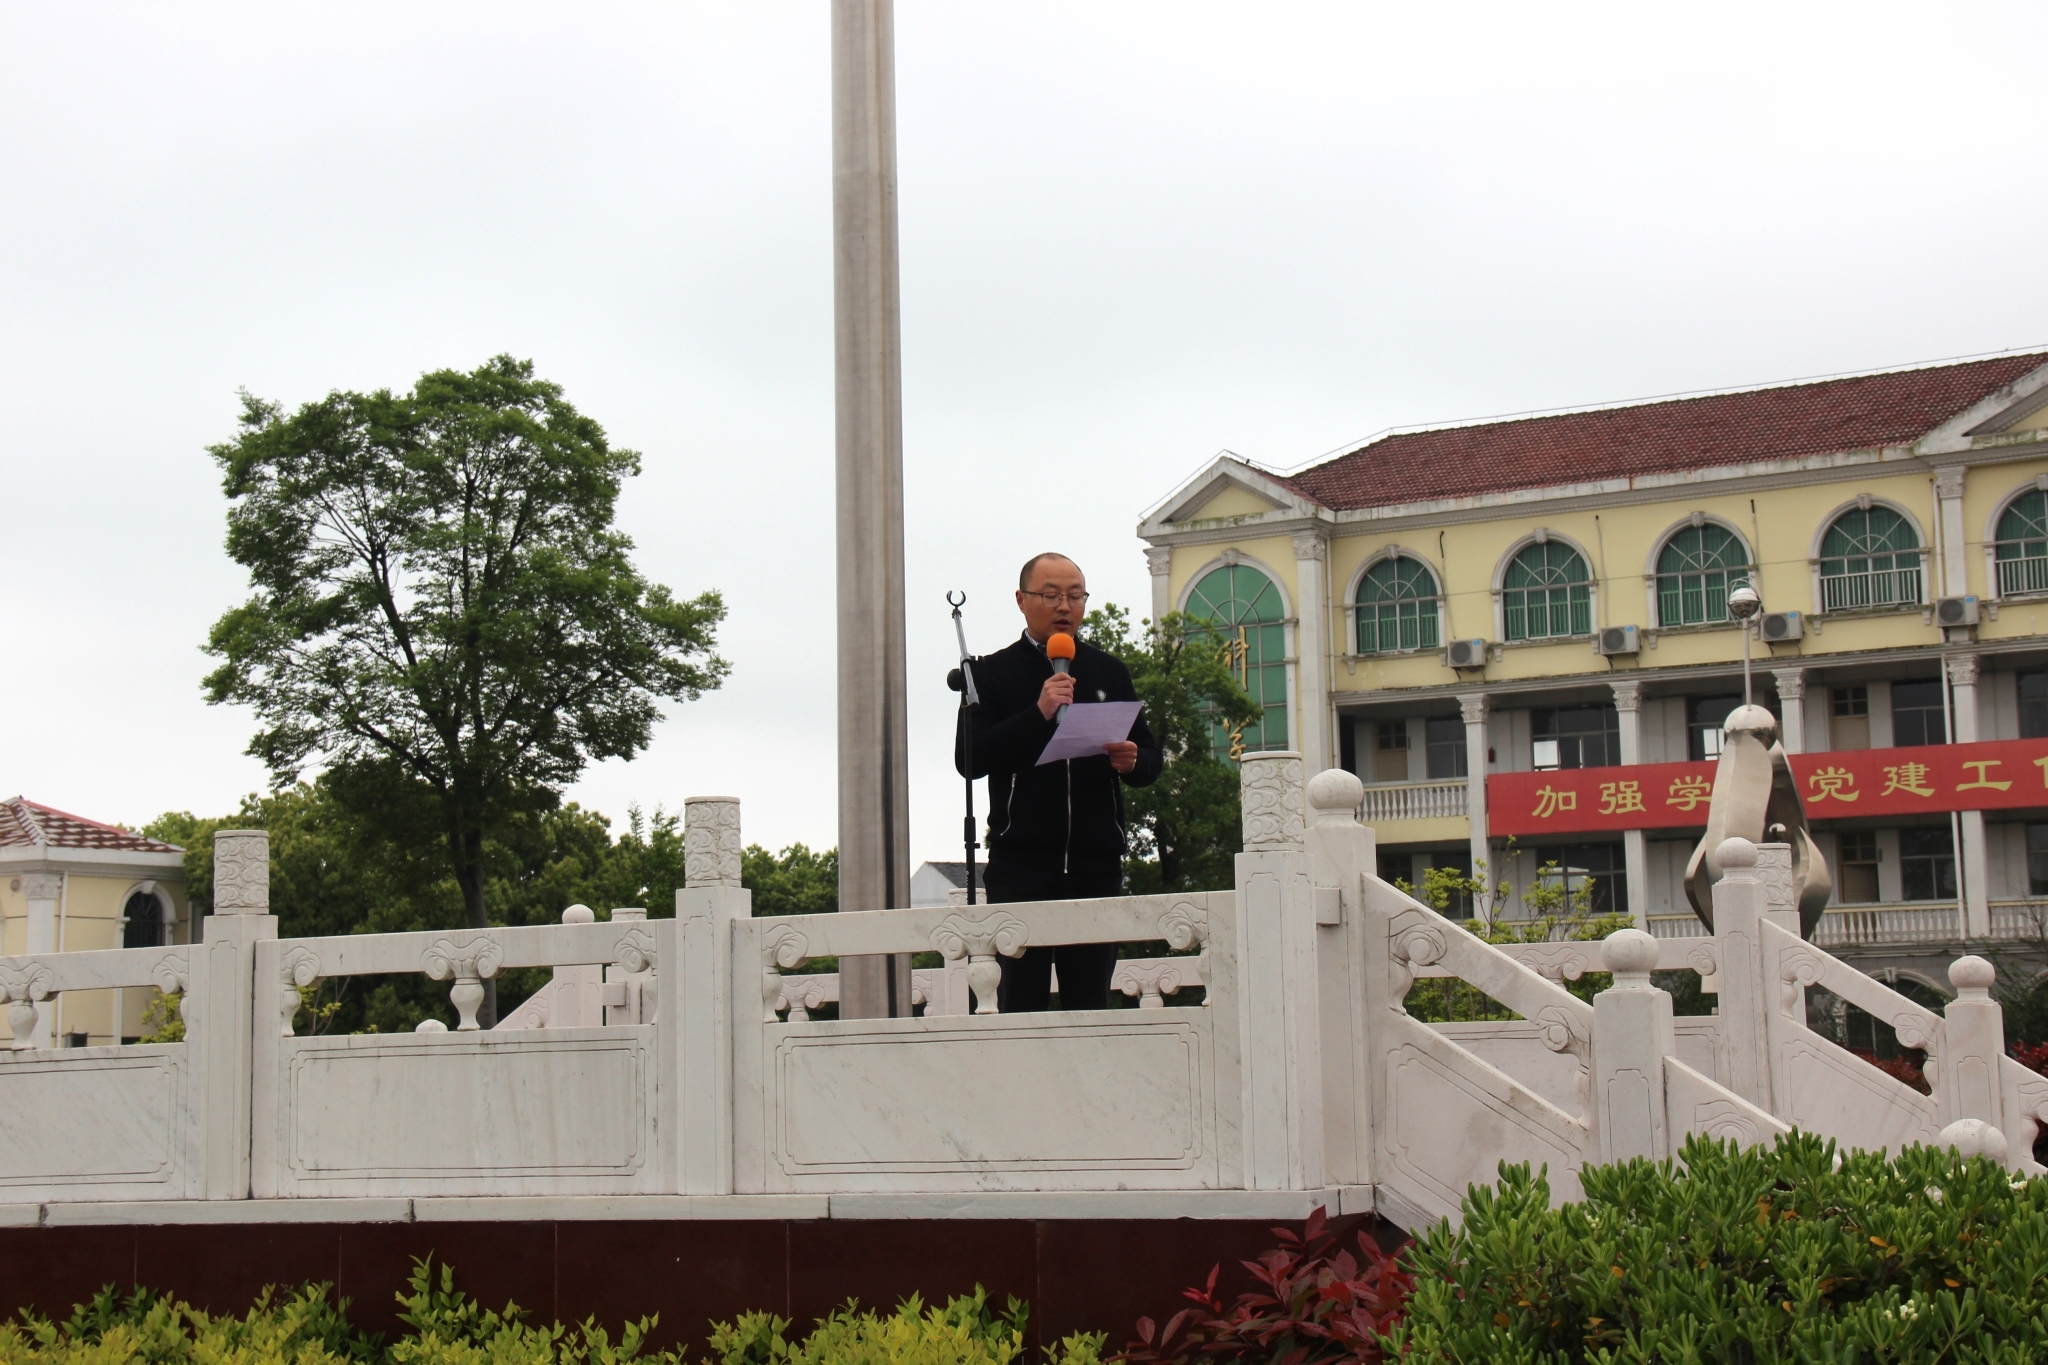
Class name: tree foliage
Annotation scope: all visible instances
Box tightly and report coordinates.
[741,843,839,918]
[144,786,685,1034]
[1083,605,1261,895]
[202,356,726,1021]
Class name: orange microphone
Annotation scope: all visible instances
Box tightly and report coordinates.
[1047,632,1077,721]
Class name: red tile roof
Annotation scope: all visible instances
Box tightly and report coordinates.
[1284,354,2048,512]
[0,798,182,854]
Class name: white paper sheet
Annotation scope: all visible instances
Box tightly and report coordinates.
[1035,700,1143,765]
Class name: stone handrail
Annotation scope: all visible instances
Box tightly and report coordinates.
[0,945,191,1049]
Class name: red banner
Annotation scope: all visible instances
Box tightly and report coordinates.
[1485,738,2048,838]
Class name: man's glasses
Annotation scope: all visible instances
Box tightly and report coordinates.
[1025,590,1090,607]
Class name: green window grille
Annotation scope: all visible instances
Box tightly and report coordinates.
[1185,564,1287,757]
[1355,557,1441,655]
[1995,490,2048,597]
[1655,524,1749,627]
[1501,542,1592,642]
[1818,505,1922,612]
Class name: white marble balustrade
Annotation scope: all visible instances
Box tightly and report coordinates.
[0,772,2036,1227]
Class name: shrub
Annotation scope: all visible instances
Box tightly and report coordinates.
[1117,1207,1413,1365]
[0,1281,377,1365]
[0,1263,1099,1365]
[704,1286,1103,1365]
[1387,1131,2048,1364]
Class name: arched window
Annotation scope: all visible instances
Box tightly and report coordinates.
[122,890,165,950]
[1185,564,1288,755]
[1818,505,1922,611]
[1655,524,1748,627]
[1501,542,1592,642]
[1355,557,1441,655]
[1995,489,2048,597]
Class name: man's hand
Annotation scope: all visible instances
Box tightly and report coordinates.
[1037,672,1076,720]
[1103,740,1138,773]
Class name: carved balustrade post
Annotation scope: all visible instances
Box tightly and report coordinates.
[678,795,746,1194]
[929,910,1028,1014]
[1591,929,1674,1164]
[1303,766,1373,1190]
[198,829,277,1199]
[1708,838,1775,1113]
[1937,955,2013,1165]
[1236,753,1327,1191]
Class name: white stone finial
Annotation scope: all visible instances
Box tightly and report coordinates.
[562,905,595,924]
[213,830,271,914]
[1306,768,1363,826]
[1601,927,1659,982]
[1939,1118,2008,1164]
[1950,955,1995,998]
[684,796,743,888]
[1240,753,1305,850]
[415,1018,448,1034]
[1715,837,1759,873]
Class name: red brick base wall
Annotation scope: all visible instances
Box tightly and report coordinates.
[0,1214,1396,1353]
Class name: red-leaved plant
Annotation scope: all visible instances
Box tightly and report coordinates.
[1849,1047,1930,1095]
[1117,1207,1413,1365]
[2013,1040,2048,1076]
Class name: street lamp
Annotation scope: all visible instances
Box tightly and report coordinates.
[1727,582,1762,707]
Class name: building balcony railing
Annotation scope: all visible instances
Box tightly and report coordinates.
[1358,777,1468,823]
[1995,552,2048,598]
[1818,565,1922,613]
[1646,901,2048,950]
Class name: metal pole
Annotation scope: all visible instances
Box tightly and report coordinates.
[833,0,912,1017]
[949,592,979,906]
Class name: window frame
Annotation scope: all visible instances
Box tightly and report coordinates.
[1811,499,1927,615]
[1650,520,1753,629]
[1181,558,1292,758]
[1496,536,1596,643]
[1990,485,2048,600]
[1351,553,1444,656]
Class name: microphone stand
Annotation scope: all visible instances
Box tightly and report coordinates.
[947,591,979,905]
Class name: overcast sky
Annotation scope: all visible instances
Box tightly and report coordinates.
[5,2,2045,874]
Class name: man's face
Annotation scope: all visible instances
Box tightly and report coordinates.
[1016,557,1087,643]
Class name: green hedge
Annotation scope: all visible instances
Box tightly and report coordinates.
[1387,1132,2048,1364]
[0,1260,1105,1365]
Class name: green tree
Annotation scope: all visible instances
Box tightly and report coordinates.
[201,356,727,1023]
[742,843,839,917]
[145,785,691,1034]
[1083,604,1261,895]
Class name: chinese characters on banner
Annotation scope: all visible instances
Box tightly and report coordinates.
[1484,738,2048,838]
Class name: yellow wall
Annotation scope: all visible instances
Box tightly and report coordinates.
[0,869,188,1044]
[1159,457,2048,746]
[1186,485,1288,521]
[1167,535,1304,623]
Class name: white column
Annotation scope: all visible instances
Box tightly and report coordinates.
[1949,653,1991,937]
[833,0,913,1018]
[21,872,60,1048]
[1611,680,1649,931]
[679,795,743,1193]
[202,830,277,1198]
[1935,466,1969,599]
[1460,693,1491,916]
[1145,545,1173,625]
[1292,530,1331,773]
[1235,753,1325,1190]
[1591,929,1674,1162]
[1771,667,1807,753]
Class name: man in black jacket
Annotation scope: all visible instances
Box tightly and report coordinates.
[955,552,1163,1011]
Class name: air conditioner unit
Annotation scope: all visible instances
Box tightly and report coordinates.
[1935,595,1980,628]
[1759,610,1803,643]
[1444,638,1489,669]
[1596,624,1640,656]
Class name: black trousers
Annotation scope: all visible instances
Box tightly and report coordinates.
[983,863,1123,1013]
